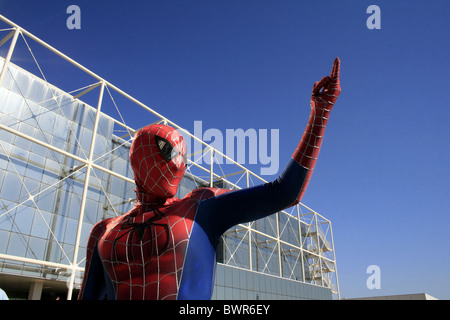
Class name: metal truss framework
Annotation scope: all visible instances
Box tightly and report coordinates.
[0,14,339,299]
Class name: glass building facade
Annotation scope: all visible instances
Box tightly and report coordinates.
[0,16,339,300]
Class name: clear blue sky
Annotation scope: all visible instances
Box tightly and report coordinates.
[1,0,449,299]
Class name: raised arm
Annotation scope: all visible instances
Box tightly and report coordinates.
[291,57,341,204]
[197,58,341,239]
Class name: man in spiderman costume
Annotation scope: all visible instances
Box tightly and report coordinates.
[78,58,341,300]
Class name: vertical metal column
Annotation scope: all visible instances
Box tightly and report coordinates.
[297,205,306,282]
[28,280,44,300]
[273,199,282,277]
[246,171,253,271]
[209,148,214,187]
[313,213,324,287]
[329,221,340,299]
[67,81,105,300]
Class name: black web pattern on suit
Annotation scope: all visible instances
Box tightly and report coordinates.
[111,208,170,266]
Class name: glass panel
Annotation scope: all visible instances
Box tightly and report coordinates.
[254,214,278,238]
[11,69,31,97]
[28,78,47,103]
[251,233,279,276]
[281,243,303,281]
[3,90,24,119]
[7,232,28,257]
[1,171,23,202]
[279,213,300,246]
[26,237,46,260]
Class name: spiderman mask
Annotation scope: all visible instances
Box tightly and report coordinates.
[130,124,187,205]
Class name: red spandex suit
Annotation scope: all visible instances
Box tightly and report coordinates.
[78,58,341,300]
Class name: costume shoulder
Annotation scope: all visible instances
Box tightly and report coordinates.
[88,216,115,241]
[183,187,232,202]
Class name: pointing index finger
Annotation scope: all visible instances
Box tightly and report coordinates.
[330,57,340,79]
